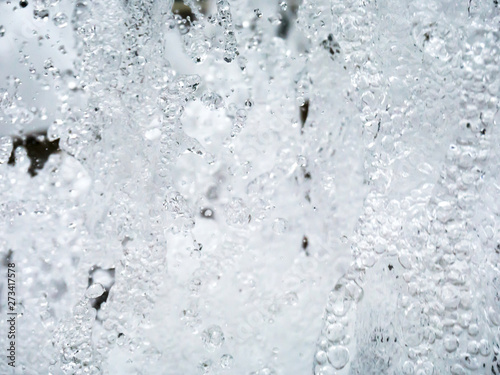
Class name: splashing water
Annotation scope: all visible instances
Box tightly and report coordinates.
[0,0,498,374]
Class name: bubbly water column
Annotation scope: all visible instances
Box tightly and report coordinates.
[312,1,500,374]
[0,0,498,374]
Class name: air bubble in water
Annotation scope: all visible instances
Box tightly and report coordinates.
[0,0,499,373]
[201,325,225,351]
[52,12,68,28]
[444,335,459,352]
[0,136,13,164]
[201,92,224,110]
[225,198,250,226]
[201,207,214,218]
[327,345,349,369]
[272,218,288,234]
[220,354,233,368]
[85,283,105,299]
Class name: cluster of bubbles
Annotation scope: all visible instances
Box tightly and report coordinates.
[0,0,498,374]
[312,0,500,374]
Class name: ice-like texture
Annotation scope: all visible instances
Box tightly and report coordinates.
[0,0,498,374]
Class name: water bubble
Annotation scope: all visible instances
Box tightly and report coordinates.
[402,361,415,375]
[201,325,225,351]
[224,198,250,226]
[466,340,479,355]
[444,335,459,352]
[1,0,499,373]
[236,109,247,122]
[52,12,68,28]
[467,324,479,336]
[201,92,224,110]
[450,364,466,375]
[284,291,298,305]
[315,350,327,365]
[0,137,13,164]
[272,218,288,234]
[253,367,276,375]
[0,26,5,37]
[85,283,105,299]
[460,353,480,370]
[327,345,349,369]
[33,9,49,20]
[315,364,336,375]
[200,207,214,219]
[297,155,307,167]
[420,362,435,375]
[478,339,490,356]
[325,323,345,343]
[220,354,233,368]
[199,359,213,373]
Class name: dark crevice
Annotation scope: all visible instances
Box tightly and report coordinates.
[88,267,115,314]
[2,250,13,267]
[8,131,60,177]
[374,120,381,139]
[300,99,309,132]
[276,1,299,39]
[172,0,196,21]
[276,12,291,39]
[301,235,309,256]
